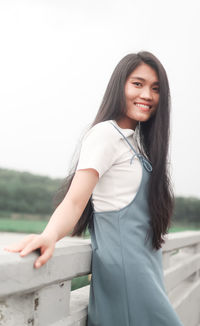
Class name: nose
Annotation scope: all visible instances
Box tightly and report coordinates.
[140,86,153,100]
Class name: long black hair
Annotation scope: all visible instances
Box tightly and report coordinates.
[53,51,174,250]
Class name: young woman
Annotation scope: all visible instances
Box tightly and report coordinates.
[5,51,184,325]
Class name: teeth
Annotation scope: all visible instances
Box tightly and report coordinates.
[135,103,150,109]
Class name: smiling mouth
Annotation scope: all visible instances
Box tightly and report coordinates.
[135,103,152,110]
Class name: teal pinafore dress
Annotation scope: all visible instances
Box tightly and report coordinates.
[87,122,184,326]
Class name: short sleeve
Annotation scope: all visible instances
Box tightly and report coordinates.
[76,122,119,178]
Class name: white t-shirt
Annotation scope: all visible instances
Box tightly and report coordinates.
[76,120,142,212]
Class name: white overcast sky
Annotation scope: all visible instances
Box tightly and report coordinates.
[0,0,200,198]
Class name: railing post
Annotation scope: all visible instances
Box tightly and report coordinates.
[188,243,200,282]
[0,292,36,325]
[34,280,71,325]
[0,281,71,326]
[162,251,170,269]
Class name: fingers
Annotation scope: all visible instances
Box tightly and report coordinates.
[20,237,42,257]
[4,233,55,269]
[4,234,36,252]
[4,242,24,252]
[34,247,53,269]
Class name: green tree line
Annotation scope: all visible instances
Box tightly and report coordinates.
[0,168,61,216]
[0,168,200,224]
[173,196,200,224]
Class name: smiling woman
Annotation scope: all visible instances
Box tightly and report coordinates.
[5,51,184,326]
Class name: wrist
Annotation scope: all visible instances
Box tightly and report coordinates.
[41,229,58,242]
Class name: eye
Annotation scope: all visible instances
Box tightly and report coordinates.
[132,82,142,87]
[152,86,159,93]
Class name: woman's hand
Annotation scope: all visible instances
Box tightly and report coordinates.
[4,169,99,269]
[4,233,57,269]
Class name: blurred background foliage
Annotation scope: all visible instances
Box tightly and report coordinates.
[0,167,200,231]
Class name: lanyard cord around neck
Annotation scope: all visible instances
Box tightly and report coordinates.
[109,122,153,173]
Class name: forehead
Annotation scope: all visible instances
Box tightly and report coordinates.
[128,63,159,83]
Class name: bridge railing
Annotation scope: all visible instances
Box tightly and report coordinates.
[0,231,200,326]
[163,230,200,326]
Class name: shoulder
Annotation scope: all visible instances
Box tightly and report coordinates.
[82,120,121,143]
[77,120,121,177]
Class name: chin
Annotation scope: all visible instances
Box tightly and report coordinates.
[136,115,151,122]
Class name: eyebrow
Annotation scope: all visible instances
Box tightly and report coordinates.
[130,76,159,85]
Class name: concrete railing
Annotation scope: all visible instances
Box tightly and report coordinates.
[162,231,200,326]
[0,230,200,326]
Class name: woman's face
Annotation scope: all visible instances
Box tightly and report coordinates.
[117,63,160,130]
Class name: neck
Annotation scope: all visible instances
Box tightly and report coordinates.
[115,117,138,130]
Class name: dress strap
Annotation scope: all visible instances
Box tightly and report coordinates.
[109,121,153,172]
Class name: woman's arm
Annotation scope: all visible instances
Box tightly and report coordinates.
[43,168,99,241]
[4,168,99,268]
